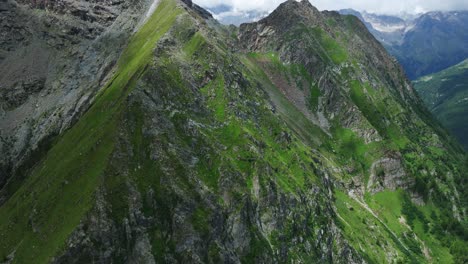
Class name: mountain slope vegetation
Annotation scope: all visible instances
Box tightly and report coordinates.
[0,0,466,263]
[414,59,468,150]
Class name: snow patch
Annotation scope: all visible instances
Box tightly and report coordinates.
[419,76,433,82]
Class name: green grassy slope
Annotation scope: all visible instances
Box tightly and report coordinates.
[238,5,468,261]
[414,59,468,149]
[243,52,466,263]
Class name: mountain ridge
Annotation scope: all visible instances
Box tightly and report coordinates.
[0,0,466,263]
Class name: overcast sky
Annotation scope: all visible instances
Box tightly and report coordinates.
[194,0,468,14]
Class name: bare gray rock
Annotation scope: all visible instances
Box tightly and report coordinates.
[0,0,153,196]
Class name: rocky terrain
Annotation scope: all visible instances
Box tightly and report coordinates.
[0,0,157,197]
[0,0,466,263]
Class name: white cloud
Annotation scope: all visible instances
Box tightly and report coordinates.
[196,0,285,12]
[194,0,468,14]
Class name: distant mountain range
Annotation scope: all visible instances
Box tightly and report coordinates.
[414,59,468,149]
[205,4,269,25]
[338,9,468,80]
[338,9,410,46]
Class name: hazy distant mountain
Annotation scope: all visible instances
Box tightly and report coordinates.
[205,5,268,25]
[392,11,468,79]
[340,9,468,79]
[339,9,410,46]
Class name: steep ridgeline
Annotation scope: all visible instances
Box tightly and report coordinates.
[0,0,466,263]
[414,59,468,150]
[240,1,467,262]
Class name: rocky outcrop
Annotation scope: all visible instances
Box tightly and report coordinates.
[367,157,409,193]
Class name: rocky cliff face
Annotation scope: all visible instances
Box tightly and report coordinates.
[0,0,466,263]
[0,0,154,196]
